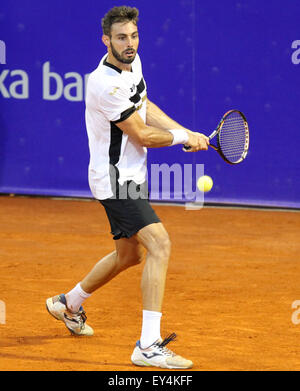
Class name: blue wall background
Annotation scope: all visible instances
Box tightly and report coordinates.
[0,0,299,207]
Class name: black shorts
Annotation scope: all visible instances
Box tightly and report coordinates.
[99,181,161,240]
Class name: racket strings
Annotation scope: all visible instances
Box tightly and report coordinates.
[219,113,248,163]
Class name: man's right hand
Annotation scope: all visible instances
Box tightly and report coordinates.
[183,131,209,152]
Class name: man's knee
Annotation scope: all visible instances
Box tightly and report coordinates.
[149,232,171,260]
[159,234,171,259]
[137,223,171,261]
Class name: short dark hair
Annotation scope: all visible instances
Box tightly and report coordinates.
[101,6,139,36]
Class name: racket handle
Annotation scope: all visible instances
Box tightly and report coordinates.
[183,144,216,151]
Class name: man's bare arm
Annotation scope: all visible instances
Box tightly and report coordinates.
[115,110,208,151]
[146,99,210,151]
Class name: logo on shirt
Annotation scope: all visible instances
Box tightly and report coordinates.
[130,84,136,93]
[109,86,120,95]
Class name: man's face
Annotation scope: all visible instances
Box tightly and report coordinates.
[106,21,139,64]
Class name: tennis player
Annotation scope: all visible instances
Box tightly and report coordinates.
[46,6,209,369]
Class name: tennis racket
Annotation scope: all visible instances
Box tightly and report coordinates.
[184,110,249,164]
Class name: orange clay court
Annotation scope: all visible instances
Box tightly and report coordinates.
[0,195,300,371]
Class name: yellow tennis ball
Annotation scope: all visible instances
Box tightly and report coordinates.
[197,175,213,192]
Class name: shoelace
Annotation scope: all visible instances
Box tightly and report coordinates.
[155,333,177,356]
[65,310,87,330]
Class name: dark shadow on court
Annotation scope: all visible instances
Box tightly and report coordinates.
[0,335,133,368]
[0,351,131,367]
[0,334,71,348]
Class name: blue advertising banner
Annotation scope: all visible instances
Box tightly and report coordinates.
[0,0,299,207]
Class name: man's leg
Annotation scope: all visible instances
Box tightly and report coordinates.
[79,236,144,294]
[76,222,171,346]
[133,222,171,349]
[137,222,171,312]
[46,236,144,335]
[131,222,193,369]
[66,236,144,309]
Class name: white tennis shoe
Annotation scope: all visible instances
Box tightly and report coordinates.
[46,294,94,336]
[131,333,193,369]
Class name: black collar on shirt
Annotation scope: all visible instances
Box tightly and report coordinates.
[103,55,133,73]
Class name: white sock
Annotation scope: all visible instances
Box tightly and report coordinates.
[140,310,162,349]
[65,282,91,313]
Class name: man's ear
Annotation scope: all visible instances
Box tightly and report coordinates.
[102,35,110,47]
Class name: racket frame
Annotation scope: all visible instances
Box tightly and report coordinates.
[208,109,249,164]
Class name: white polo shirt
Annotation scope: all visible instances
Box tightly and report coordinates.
[85,53,147,200]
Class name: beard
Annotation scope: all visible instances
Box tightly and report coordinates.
[110,42,136,64]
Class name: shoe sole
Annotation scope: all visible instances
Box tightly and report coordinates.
[131,359,193,369]
[131,350,193,369]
